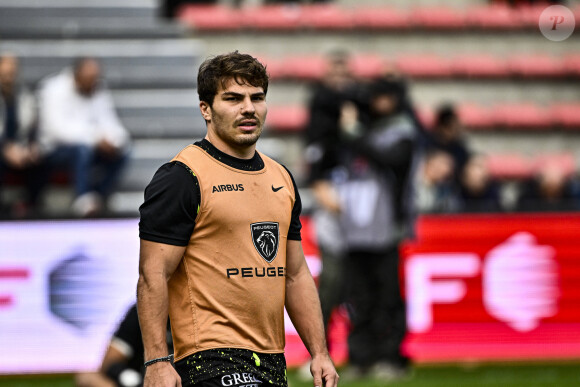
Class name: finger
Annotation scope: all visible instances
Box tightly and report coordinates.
[312,367,323,387]
[324,372,339,387]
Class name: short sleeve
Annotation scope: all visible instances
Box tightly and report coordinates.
[139,162,200,246]
[283,166,302,241]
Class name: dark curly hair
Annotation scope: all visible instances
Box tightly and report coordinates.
[197,51,269,106]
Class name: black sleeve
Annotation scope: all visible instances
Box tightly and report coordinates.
[139,161,200,246]
[113,305,143,357]
[283,165,302,241]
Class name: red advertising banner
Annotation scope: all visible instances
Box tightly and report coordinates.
[401,213,580,363]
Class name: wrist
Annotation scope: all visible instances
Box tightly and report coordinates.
[144,354,174,368]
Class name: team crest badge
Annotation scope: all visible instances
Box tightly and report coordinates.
[251,222,280,263]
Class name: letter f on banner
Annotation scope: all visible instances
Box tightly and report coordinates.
[406,254,480,333]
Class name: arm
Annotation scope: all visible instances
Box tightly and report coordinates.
[285,240,339,387]
[136,239,185,387]
[74,344,128,387]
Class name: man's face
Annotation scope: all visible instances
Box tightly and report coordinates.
[201,77,267,156]
[75,60,100,97]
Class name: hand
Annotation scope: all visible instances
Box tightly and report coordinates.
[339,102,360,137]
[97,139,120,160]
[310,354,339,387]
[143,362,181,387]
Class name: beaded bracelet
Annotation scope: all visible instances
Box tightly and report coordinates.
[144,354,174,368]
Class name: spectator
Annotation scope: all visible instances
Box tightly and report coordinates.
[75,304,173,387]
[0,53,39,217]
[411,149,458,215]
[516,163,580,212]
[457,154,503,213]
[336,77,417,381]
[421,104,471,181]
[304,49,359,332]
[35,57,130,216]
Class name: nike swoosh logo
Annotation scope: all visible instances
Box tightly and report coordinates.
[272,185,284,192]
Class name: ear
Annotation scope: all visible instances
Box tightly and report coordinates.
[199,101,212,122]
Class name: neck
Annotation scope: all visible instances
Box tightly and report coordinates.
[205,131,256,160]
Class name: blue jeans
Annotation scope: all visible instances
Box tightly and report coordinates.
[32,144,129,203]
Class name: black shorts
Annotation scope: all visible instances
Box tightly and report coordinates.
[186,372,266,387]
[175,348,287,387]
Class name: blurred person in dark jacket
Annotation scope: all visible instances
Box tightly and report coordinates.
[336,77,417,381]
[411,149,458,215]
[457,154,502,213]
[0,53,40,217]
[75,304,173,387]
[421,104,471,181]
[516,163,580,212]
[304,50,361,333]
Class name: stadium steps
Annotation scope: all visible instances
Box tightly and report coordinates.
[0,0,183,40]
[0,40,201,89]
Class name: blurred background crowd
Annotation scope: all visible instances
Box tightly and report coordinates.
[0,0,579,384]
[1,0,579,220]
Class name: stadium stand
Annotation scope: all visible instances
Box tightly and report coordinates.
[0,0,204,216]
[1,0,579,216]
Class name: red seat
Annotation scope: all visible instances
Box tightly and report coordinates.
[266,105,308,132]
[485,154,533,179]
[348,54,386,79]
[492,103,552,129]
[177,5,240,31]
[466,5,521,29]
[516,4,547,28]
[256,56,285,80]
[457,103,494,129]
[416,107,435,130]
[549,103,580,129]
[451,54,509,78]
[281,55,328,80]
[509,55,566,78]
[300,4,353,30]
[242,5,302,30]
[413,6,466,29]
[351,6,410,30]
[563,54,580,77]
[532,153,576,177]
[395,54,452,78]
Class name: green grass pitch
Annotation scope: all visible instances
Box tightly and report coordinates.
[1,363,579,387]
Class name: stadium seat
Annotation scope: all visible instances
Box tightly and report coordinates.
[266,105,308,132]
[177,5,240,31]
[509,55,566,78]
[549,103,580,129]
[516,4,547,28]
[256,56,285,80]
[351,6,410,30]
[300,4,353,30]
[465,4,521,30]
[348,54,386,79]
[485,154,533,179]
[412,6,466,29]
[281,55,328,80]
[457,103,494,130]
[564,54,580,77]
[395,54,452,78]
[492,103,552,129]
[451,54,509,78]
[532,153,576,177]
[242,5,302,30]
